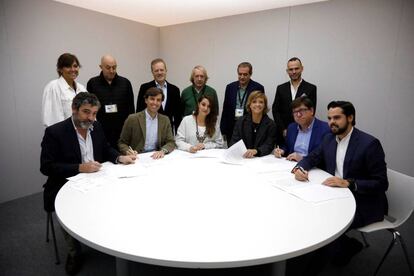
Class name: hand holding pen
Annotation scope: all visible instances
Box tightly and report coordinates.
[126,146,138,156]
[274,145,284,158]
[293,166,309,182]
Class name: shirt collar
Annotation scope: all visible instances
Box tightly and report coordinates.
[297,117,315,132]
[145,109,158,120]
[155,80,167,89]
[336,126,354,144]
[58,76,72,91]
[290,78,303,87]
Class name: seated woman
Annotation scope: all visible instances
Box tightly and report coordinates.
[176,95,223,153]
[229,91,278,158]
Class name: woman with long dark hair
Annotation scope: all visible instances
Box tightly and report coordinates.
[176,95,223,153]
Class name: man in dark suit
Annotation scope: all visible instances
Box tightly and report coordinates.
[136,58,182,133]
[40,92,135,275]
[293,101,388,268]
[272,57,317,137]
[220,62,265,142]
[274,96,330,162]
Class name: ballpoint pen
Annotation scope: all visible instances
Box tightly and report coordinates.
[298,166,309,182]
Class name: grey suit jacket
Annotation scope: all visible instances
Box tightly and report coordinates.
[118,110,176,154]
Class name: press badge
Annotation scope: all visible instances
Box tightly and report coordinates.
[105,104,118,113]
[235,108,244,118]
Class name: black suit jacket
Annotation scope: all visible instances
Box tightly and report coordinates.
[229,113,278,157]
[272,80,317,131]
[136,80,182,132]
[220,79,265,140]
[40,117,119,211]
[298,128,388,228]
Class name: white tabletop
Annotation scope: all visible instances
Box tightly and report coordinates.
[55,150,355,269]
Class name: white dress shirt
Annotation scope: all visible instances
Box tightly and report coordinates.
[42,76,86,127]
[144,109,159,152]
[335,127,354,178]
[71,117,94,163]
[290,79,303,100]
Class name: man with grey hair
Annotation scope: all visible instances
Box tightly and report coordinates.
[180,65,219,116]
[87,55,135,148]
[40,92,135,275]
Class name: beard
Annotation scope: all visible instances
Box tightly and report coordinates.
[74,118,93,129]
[330,123,348,135]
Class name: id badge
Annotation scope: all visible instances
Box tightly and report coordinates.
[235,108,244,118]
[105,104,118,113]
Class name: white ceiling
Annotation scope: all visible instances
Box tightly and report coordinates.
[53,0,327,27]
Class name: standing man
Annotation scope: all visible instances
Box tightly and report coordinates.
[220,62,265,142]
[274,96,330,162]
[136,58,182,133]
[272,57,317,137]
[120,87,176,159]
[181,65,219,116]
[293,101,388,266]
[40,92,135,275]
[87,55,135,148]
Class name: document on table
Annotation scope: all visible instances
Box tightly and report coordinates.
[246,154,296,173]
[189,149,224,158]
[221,140,247,165]
[269,169,352,203]
[66,174,115,193]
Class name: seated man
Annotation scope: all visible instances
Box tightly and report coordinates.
[274,97,329,161]
[118,87,176,159]
[293,100,388,269]
[40,92,135,275]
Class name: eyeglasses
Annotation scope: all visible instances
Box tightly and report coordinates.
[292,108,309,116]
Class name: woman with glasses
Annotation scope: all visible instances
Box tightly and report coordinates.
[175,95,223,153]
[274,96,330,161]
[229,91,279,158]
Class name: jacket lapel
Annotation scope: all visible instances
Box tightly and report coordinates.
[343,128,359,178]
[65,118,82,163]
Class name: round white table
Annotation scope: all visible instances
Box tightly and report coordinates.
[55,150,355,275]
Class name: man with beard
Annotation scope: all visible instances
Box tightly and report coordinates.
[40,92,135,275]
[289,101,388,274]
[272,57,317,138]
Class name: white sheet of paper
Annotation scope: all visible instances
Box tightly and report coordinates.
[189,149,224,158]
[246,155,296,173]
[221,140,247,165]
[289,185,351,203]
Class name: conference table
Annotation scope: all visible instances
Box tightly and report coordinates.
[55,149,356,276]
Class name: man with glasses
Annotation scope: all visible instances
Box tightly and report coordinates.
[220,62,265,143]
[274,97,329,161]
[272,57,317,138]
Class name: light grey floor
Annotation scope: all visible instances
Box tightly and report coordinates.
[0,192,413,276]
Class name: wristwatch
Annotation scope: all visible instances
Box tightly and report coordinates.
[347,178,357,191]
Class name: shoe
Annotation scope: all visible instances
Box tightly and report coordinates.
[331,237,363,266]
[65,254,83,275]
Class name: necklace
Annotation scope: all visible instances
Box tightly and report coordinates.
[195,116,207,143]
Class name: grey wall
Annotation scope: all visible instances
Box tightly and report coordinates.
[0,0,159,203]
[160,0,414,176]
[1,0,413,203]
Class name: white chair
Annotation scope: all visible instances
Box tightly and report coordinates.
[357,169,414,276]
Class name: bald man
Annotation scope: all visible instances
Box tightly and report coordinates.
[87,55,135,148]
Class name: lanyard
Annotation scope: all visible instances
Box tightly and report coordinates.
[237,88,247,108]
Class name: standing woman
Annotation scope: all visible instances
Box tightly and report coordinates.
[229,91,278,158]
[176,95,223,153]
[42,53,86,127]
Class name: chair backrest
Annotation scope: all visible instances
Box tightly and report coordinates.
[386,169,414,227]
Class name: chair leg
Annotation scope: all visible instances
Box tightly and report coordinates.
[46,212,50,242]
[360,232,369,248]
[49,213,60,265]
[374,229,398,276]
[396,231,414,276]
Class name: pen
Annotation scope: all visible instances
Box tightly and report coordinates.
[128,146,136,155]
[298,166,309,182]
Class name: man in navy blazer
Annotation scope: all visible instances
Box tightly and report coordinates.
[136,58,182,133]
[274,97,329,161]
[293,101,388,267]
[220,62,265,142]
[40,92,135,274]
[272,57,317,137]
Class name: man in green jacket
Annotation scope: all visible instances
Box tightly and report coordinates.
[181,65,219,116]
